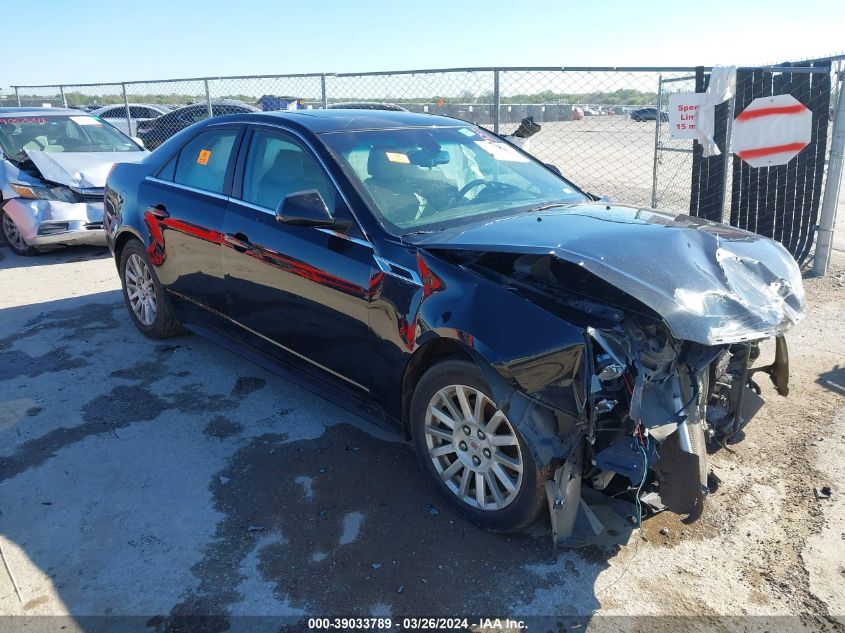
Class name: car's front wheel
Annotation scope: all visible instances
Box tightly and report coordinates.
[1,210,37,256]
[119,240,183,339]
[411,359,546,532]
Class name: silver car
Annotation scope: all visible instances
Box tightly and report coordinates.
[0,108,147,255]
[89,103,170,136]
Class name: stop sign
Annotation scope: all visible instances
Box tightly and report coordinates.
[731,94,812,168]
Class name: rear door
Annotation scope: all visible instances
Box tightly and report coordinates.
[222,125,376,391]
[139,124,243,315]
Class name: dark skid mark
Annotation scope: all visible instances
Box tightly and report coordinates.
[0,385,168,482]
[0,346,88,381]
[204,417,244,440]
[164,425,608,624]
[231,376,267,397]
[1,363,233,482]
[166,384,238,414]
[13,302,120,344]
[0,303,121,381]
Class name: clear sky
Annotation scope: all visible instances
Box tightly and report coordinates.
[5,0,844,87]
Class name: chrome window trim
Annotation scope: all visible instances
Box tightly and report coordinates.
[316,228,372,248]
[145,176,230,202]
[167,289,369,393]
[373,255,422,286]
[225,197,373,249]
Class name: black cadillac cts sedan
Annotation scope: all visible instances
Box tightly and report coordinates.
[105,110,804,540]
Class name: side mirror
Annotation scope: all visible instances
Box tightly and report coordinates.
[275,190,336,227]
[132,136,145,149]
[545,163,562,176]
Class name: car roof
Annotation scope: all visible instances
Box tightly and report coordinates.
[173,100,257,112]
[245,109,467,132]
[91,103,168,113]
[0,107,85,117]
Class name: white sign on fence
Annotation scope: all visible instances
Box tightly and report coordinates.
[731,94,812,168]
[668,92,707,139]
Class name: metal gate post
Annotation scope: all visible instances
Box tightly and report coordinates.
[651,75,663,208]
[321,74,328,109]
[493,69,501,133]
[122,83,132,136]
[718,95,736,222]
[813,69,845,276]
[204,79,213,118]
[59,85,67,108]
[14,87,20,107]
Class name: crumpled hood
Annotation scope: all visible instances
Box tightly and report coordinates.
[412,203,806,345]
[25,150,148,189]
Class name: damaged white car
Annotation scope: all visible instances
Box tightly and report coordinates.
[0,108,147,255]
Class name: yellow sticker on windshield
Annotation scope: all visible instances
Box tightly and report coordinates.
[197,149,211,165]
[385,151,410,164]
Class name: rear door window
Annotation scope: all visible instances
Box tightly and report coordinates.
[174,128,239,194]
[103,106,126,118]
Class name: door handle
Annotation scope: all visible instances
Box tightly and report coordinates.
[224,232,252,252]
[148,204,169,219]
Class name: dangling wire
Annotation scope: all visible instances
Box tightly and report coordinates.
[597,429,650,595]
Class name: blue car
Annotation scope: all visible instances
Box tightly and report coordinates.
[104,109,804,541]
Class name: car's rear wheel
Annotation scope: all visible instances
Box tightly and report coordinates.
[1,210,37,256]
[410,359,546,532]
[119,240,183,339]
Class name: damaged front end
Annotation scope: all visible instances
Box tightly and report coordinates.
[427,228,803,544]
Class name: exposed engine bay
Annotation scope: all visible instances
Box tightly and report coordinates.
[443,248,795,543]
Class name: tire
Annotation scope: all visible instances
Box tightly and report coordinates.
[1,210,38,256]
[410,359,546,532]
[119,239,183,339]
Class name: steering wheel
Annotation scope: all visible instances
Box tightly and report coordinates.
[448,179,493,208]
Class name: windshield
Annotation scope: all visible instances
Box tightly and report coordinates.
[320,125,587,234]
[0,114,139,161]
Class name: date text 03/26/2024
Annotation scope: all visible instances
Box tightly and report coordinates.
[307,617,527,630]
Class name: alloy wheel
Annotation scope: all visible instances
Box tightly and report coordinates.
[424,384,523,511]
[2,213,27,251]
[125,253,157,326]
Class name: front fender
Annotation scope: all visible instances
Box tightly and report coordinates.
[414,251,588,415]
[408,252,591,464]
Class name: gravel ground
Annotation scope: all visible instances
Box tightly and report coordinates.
[0,239,843,632]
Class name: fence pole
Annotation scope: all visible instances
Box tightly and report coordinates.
[321,74,328,108]
[204,79,213,118]
[14,87,20,107]
[60,85,67,108]
[651,75,664,208]
[718,95,736,222]
[813,70,845,276]
[493,69,501,133]
[122,83,132,136]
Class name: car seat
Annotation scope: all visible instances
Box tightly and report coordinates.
[363,146,422,225]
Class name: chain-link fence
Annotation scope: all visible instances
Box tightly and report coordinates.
[6,67,703,208]
[5,59,845,268]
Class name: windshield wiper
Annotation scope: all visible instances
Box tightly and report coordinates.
[522,202,576,213]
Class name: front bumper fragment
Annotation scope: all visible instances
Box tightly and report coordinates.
[2,198,106,248]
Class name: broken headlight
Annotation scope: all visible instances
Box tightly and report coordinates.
[10,182,81,203]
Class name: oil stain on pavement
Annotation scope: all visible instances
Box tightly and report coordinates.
[160,424,608,630]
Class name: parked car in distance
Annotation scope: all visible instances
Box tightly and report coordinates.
[258,95,306,111]
[136,100,259,149]
[326,102,408,111]
[0,108,147,255]
[104,110,804,542]
[90,104,171,137]
[631,107,669,122]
